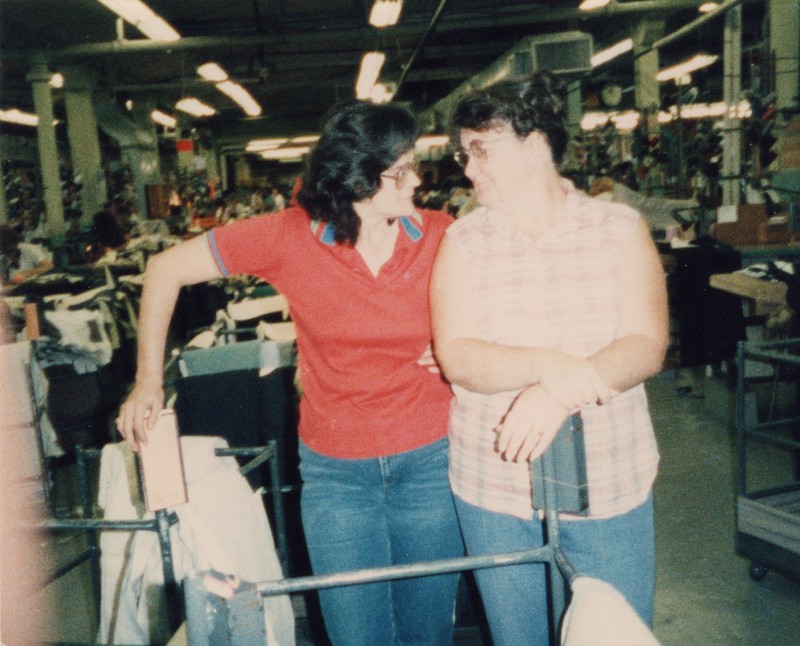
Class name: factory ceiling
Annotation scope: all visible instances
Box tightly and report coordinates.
[0,0,767,153]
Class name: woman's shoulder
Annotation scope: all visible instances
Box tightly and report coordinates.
[415,207,453,229]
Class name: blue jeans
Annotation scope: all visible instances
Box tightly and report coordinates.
[299,438,464,646]
[454,493,655,646]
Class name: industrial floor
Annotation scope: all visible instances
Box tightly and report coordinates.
[32,370,800,645]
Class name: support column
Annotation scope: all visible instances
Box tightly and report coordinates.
[565,79,582,139]
[633,19,664,115]
[63,66,106,227]
[0,170,8,225]
[721,5,743,206]
[129,103,162,217]
[27,59,65,245]
[770,0,800,111]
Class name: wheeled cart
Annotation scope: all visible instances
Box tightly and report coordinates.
[735,339,800,582]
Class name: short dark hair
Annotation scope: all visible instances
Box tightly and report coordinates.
[297,100,419,245]
[450,70,569,165]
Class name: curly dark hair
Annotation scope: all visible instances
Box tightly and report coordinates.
[449,70,569,165]
[297,100,419,245]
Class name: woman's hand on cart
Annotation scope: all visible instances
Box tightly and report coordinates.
[494,385,569,463]
[116,377,164,450]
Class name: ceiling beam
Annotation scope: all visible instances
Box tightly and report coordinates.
[1,0,707,62]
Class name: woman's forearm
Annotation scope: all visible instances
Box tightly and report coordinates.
[436,338,541,394]
[589,333,668,394]
[134,253,182,384]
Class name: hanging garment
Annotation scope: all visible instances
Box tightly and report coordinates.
[96,436,294,645]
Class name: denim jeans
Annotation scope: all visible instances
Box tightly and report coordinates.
[299,438,464,646]
[454,493,655,646]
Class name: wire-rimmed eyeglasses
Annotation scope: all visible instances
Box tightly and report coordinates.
[453,134,520,167]
[381,160,421,189]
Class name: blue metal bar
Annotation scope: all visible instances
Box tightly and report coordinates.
[257,547,554,597]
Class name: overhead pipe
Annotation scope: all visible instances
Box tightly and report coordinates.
[2,0,711,63]
[640,0,746,56]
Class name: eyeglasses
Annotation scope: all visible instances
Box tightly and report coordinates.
[454,134,520,167]
[381,160,420,189]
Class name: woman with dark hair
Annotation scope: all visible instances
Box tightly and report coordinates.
[117,100,463,646]
[430,71,668,644]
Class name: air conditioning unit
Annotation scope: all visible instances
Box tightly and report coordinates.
[420,31,593,132]
[528,31,594,75]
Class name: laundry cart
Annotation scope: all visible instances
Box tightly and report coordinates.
[735,338,800,582]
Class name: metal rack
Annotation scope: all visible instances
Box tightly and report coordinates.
[40,442,283,635]
[185,432,582,644]
[735,338,800,582]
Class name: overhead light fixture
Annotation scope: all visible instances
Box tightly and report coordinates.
[369,0,403,27]
[289,135,320,144]
[656,54,718,82]
[49,73,64,88]
[197,62,228,82]
[260,146,310,160]
[216,81,262,117]
[610,110,640,131]
[95,0,180,41]
[699,2,719,13]
[591,38,633,67]
[246,138,289,152]
[175,97,216,117]
[151,109,177,128]
[416,135,449,148]
[197,62,263,117]
[579,0,610,11]
[356,52,386,100]
[0,108,39,127]
[369,82,395,104]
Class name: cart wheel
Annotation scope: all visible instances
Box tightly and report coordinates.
[749,562,767,581]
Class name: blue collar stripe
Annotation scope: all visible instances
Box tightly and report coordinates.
[320,222,336,245]
[400,216,423,242]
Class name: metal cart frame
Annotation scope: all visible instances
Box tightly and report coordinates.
[186,440,581,645]
[735,338,800,582]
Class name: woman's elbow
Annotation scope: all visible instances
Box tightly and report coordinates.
[433,341,470,387]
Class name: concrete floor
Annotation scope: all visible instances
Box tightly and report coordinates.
[35,371,800,645]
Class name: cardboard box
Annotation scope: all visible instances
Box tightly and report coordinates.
[711,204,768,245]
[138,410,188,511]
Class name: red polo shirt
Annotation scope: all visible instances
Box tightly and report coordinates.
[207,206,453,459]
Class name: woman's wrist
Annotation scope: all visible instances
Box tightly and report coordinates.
[135,372,163,386]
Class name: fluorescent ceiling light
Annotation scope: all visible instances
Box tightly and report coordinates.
[591,38,633,68]
[175,97,216,117]
[369,0,403,27]
[216,80,262,117]
[96,0,180,41]
[656,54,718,82]
[369,82,395,104]
[197,63,262,116]
[289,135,320,144]
[581,112,610,130]
[260,146,310,160]
[610,110,640,131]
[246,138,289,152]
[579,0,610,11]
[151,109,177,128]
[416,135,449,148]
[0,108,39,126]
[356,52,386,100]
[197,62,228,82]
[699,3,719,13]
